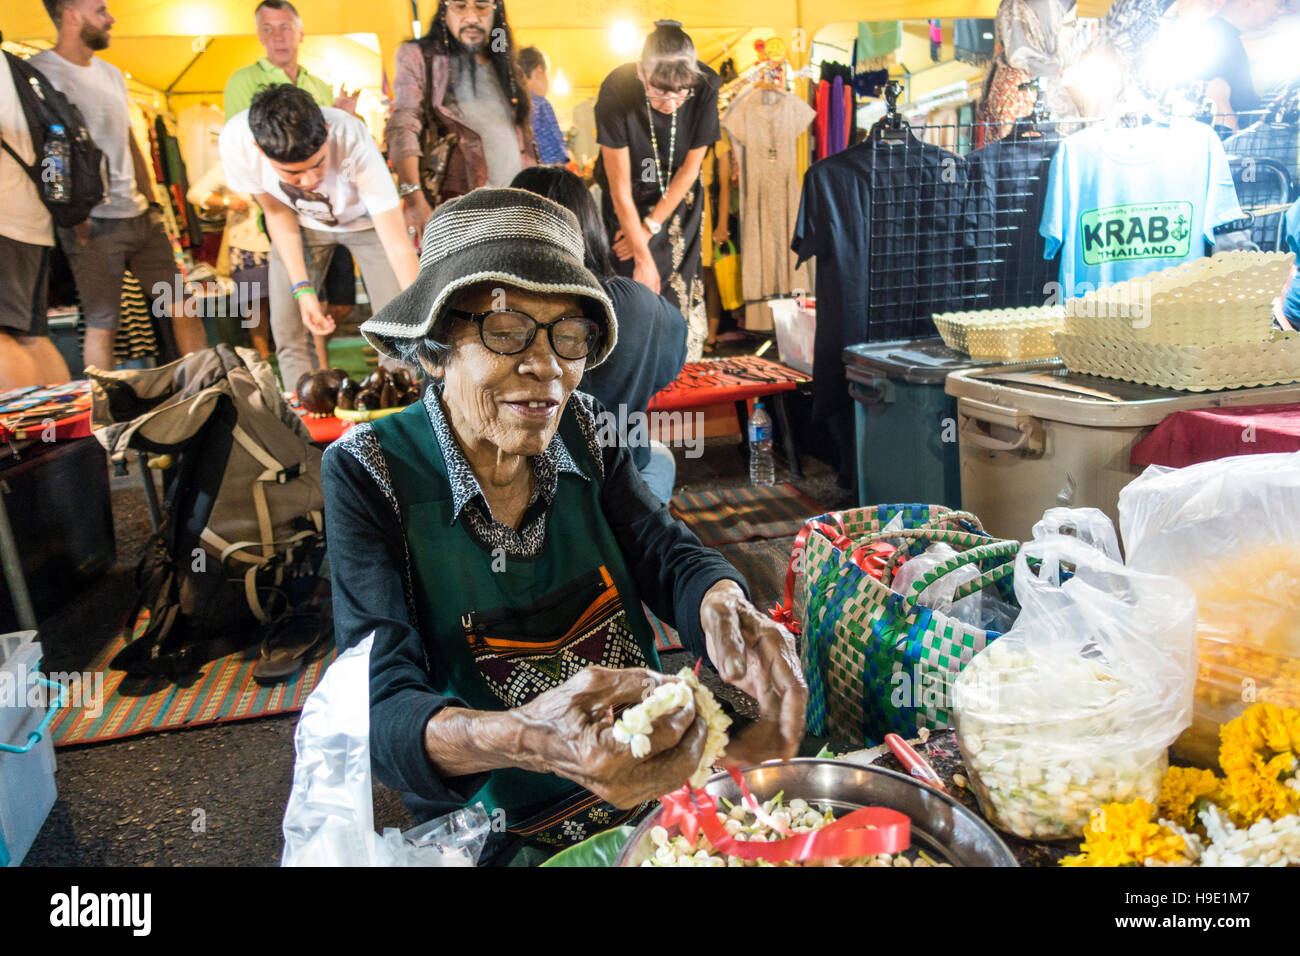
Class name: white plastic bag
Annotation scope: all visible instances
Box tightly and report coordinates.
[892,542,1018,633]
[1119,451,1300,765]
[1032,507,1121,561]
[952,528,1198,839]
[281,634,489,866]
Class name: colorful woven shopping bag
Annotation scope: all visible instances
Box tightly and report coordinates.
[787,504,1020,747]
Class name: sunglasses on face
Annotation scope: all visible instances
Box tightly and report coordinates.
[448,308,602,361]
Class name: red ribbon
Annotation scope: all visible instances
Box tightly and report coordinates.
[767,515,849,634]
[767,514,901,631]
[656,769,911,863]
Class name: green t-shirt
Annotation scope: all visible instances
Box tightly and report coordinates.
[223,58,333,119]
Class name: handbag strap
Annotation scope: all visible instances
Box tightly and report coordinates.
[901,540,1020,613]
[769,512,848,631]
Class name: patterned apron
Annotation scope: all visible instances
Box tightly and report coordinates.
[371,402,662,847]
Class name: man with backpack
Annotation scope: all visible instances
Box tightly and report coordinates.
[0,38,70,389]
[31,0,207,373]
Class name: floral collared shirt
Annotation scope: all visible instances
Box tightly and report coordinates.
[334,386,606,560]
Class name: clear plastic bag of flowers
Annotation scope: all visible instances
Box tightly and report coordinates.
[951,528,1197,840]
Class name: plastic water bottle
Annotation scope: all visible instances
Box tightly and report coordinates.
[748,400,776,486]
[44,124,70,204]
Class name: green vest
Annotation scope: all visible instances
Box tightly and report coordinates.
[370,400,661,827]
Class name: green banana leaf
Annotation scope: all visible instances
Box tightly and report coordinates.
[539,826,635,867]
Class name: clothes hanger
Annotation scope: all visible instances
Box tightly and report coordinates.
[869,80,912,144]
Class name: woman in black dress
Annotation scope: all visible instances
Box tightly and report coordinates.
[595,20,719,361]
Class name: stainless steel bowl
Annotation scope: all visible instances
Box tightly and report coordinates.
[617,758,1018,866]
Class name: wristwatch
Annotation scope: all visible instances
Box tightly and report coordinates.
[643,216,662,236]
[398,182,422,199]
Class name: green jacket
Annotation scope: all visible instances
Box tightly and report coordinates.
[223,58,333,119]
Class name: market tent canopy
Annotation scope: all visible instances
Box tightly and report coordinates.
[7,0,1115,101]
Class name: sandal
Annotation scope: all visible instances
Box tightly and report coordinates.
[252,603,333,684]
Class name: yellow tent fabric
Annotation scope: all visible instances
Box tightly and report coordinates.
[7,0,1114,113]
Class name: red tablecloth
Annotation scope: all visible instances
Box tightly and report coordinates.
[1130,403,1300,468]
[294,405,351,444]
[0,381,93,443]
[648,356,810,412]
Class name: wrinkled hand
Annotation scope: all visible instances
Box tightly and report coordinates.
[700,580,806,763]
[334,86,360,116]
[403,191,433,246]
[297,292,335,336]
[515,666,707,808]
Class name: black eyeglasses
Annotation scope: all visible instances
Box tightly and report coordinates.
[448,308,603,361]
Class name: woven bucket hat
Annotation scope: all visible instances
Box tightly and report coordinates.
[360,187,618,367]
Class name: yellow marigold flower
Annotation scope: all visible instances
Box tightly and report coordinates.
[1060,800,1189,867]
[1217,703,1300,827]
[1157,766,1221,831]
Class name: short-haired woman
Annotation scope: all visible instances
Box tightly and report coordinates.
[594,20,719,360]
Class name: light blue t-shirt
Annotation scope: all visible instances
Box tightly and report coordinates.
[1285,199,1300,322]
[1040,120,1243,298]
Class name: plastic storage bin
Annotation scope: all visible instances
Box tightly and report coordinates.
[844,338,979,510]
[945,362,1300,542]
[0,435,115,632]
[0,631,59,866]
[767,297,815,375]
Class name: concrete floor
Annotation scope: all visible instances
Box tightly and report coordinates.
[24,402,844,866]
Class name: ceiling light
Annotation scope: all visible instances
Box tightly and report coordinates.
[610,21,639,55]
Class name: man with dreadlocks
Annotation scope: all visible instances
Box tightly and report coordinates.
[388,0,538,240]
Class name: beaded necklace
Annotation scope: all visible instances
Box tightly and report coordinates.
[645,96,678,198]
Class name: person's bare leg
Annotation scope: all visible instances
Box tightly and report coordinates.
[312,331,331,369]
[19,335,69,384]
[326,303,352,332]
[246,298,272,359]
[169,301,208,356]
[702,265,722,349]
[83,327,116,372]
[0,333,41,389]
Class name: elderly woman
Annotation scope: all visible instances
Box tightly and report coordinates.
[322,188,805,863]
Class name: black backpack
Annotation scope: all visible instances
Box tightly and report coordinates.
[1,49,107,228]
[89,346,328,679]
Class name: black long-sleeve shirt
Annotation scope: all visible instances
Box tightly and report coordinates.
[320,389,746,825]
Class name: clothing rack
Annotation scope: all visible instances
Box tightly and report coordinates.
[818,112,1108,341]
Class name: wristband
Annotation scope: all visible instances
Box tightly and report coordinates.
[398,182,422,199]
[292,284,316,301]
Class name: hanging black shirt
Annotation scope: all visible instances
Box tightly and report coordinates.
[791,133,975,417]
[965,125,1063,309]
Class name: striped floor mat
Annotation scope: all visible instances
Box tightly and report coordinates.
[669,483,819,547]
[53,485,817,745]
[645,536,804,654]
[50,632,334,747]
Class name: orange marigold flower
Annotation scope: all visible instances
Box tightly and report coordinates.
[1060,800,1190,867]
[1217,703,1300,827]
[1157,766,1221,831]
